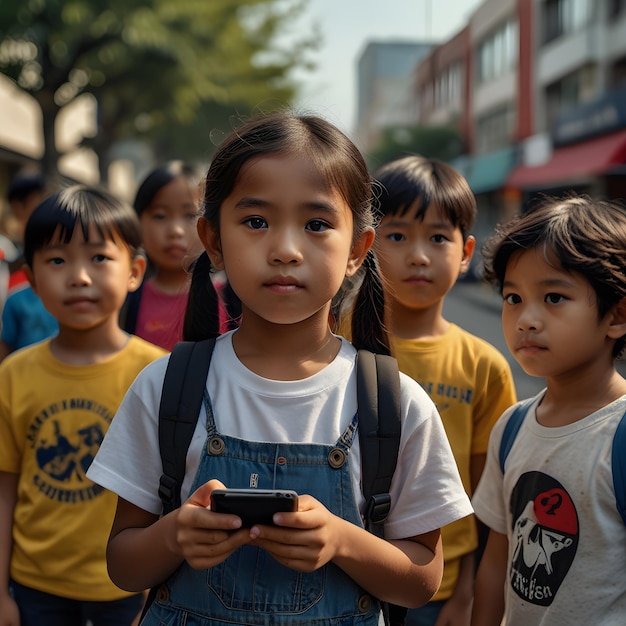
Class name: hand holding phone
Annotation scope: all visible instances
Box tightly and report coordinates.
[210,488,298,527]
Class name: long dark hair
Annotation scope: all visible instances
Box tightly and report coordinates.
[184,111,390,354]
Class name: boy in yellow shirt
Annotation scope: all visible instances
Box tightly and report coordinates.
[0,185,166,625]
[371,156,517,626]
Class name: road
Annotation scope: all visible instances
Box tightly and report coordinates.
[443,280,545,400]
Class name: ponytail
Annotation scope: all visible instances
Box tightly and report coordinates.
[350,250,391,355]
[183,251,221,341]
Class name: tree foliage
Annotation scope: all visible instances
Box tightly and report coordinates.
[366,125,465,172]
[0,0,316,181]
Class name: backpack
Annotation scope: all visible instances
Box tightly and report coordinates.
[498,399,626,526]
[150,338,407,625]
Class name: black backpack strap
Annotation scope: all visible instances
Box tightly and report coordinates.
[158,338,216,513]
[357,349,402,536]
[357,350,405,626]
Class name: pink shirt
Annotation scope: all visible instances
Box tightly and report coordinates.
[135,280,188,351]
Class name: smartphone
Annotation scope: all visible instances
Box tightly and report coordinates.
[210,488,299,527]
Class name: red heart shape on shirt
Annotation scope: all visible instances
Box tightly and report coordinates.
[533,488,577,535]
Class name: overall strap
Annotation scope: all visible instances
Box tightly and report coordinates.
[158,338,216,513]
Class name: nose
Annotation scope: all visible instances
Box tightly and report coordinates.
[167,217,187,238]
[516,304,541,332]
[69,262,92,287]
[407,241,429,266]
[269,228,303,265]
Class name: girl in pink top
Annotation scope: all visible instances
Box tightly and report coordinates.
[121,161,203,350]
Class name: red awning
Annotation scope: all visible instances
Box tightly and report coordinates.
[507,129,626,189]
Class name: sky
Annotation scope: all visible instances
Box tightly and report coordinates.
[289,0,483,135]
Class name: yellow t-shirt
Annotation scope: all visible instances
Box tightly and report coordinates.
[392,324,516,599]
[0,337,166,600]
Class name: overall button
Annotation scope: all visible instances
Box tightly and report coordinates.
[328,447,346,468]
[357,593,371,613]
[156,585,169,603]
[208,437,225,455]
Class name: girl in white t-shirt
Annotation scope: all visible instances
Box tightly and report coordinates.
[88,111,472,626]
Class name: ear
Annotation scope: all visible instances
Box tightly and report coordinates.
[346,228,375,278]
[606,297,626,341]
[459,235,476,276]
[197,217,224,270]
[23,265,37,293]
[127,255,147,293]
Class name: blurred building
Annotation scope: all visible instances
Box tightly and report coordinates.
[507,0,626,202]
[354,40,433,153]
[0,76,135,206]
[355,0,626,239]
[439,0,626,212]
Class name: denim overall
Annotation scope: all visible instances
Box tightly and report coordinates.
[143,391,381,626]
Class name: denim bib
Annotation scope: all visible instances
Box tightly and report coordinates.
[142,391,381,625]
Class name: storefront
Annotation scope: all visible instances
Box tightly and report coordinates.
[506,88,626,203]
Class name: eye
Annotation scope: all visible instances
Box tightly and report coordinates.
[93,254,109,263]
[305,219,329,232]
[150,211,167,221]
[243,216,267,230]
[387,232,404,242]
[503,293,521,305]
[431,233,449,244]
[47,257,64,266]
[545,293,565,304]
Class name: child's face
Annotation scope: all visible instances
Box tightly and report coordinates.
[27,223,144,331]
[140,175,203,275]
[374,202,474,315]
[501,246,617,379]
[198,152,372,328]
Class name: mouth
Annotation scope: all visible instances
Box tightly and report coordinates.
[65,296,96,306]
[516,341,547,354]
[264,276,303,294]
[404,275,431,284]
[165,246,187,257]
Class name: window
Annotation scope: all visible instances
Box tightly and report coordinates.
[544,66,596,128]
[476,106,514,153]
[477,21,518,84]
[419,63,462,120]
[434,63,462,108]
[609,0,626,19]
[611,57,626,88]
[543,0,592,44]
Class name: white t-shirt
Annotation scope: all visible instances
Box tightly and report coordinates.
[88,332,473,540]
[473,392,626,626]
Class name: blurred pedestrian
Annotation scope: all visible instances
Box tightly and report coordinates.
[120,161,204,350]
[0,171,57,361]
[0,185,166,626]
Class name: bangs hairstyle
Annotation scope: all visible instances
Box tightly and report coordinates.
[24,184,143,267]
[373,155,476,238]
[202,112,375,240]
[134,160,199,216]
